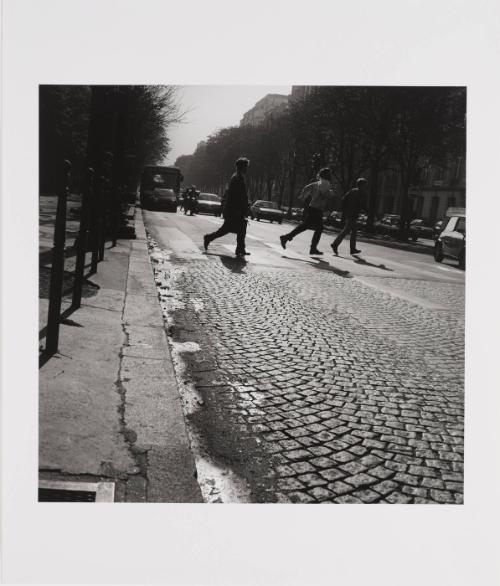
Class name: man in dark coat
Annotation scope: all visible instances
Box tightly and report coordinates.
[331,177,367,255]
[203,157,250,256]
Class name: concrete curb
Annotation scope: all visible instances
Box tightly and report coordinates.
[122,212,203,502]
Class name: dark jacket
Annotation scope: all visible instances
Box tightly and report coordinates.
[223,172,249,222]
[341,187,364,218]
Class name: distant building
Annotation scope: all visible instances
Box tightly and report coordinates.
[289,86,315,101]
[240,94,289,127]
[376,155,465,223]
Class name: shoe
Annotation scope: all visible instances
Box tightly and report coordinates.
[280,235,288,250]
[203,235,209,251]
[331,242,338,255]
[310,249,323,255]
[351,248,361,254]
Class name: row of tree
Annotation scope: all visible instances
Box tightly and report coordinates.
[40,85,183,194]
[176,86,465,233]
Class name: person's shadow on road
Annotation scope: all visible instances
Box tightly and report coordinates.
[206,252,248,274]
[285,255,351,278]
[351,255,394,271]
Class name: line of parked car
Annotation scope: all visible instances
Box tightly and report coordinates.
[323,211,440,241]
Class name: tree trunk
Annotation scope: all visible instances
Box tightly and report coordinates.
[397,172,411,241]
[366,159,379,233]
[287,162,297,217]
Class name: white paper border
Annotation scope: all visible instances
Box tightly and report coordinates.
[2,1,500,584]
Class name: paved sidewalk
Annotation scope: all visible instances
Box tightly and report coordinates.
[39,212,202,502]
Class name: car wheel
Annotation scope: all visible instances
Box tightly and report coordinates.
[278,220,282,224]
[270,219,273,223]
[434,242,444,262]
[257,216,260,221]
[459,249,465,270]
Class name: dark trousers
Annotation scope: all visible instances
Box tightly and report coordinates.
[206,219,247,253]
[285,207,323,249]
[333,216,358,251]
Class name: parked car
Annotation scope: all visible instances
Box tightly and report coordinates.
[433,219,444,239]
[250,200,284,223]
[410,218,434,239]
[196,193,222,216]
[374,214,401,236]
[434,209,465,269]
[143,187,177,212]
[375,214,419,240]
[324,210,343,228]
[357,213,368,229]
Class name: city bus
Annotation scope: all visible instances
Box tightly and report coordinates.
[140,165,183,211]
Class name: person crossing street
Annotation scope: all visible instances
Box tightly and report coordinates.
[203,157,251,257]
[279,167,334,255]
[331,177,367,255]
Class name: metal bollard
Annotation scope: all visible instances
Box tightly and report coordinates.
[72,167,94,309]
[46,159,72,354]
[90,173,101,273]
[111,185,120,247]
[98,175,108,262]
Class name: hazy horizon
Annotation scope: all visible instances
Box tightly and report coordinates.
[165,85,291,165]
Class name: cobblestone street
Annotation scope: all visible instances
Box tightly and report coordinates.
[145,210,465,504]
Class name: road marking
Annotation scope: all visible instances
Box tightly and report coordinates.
[160,228,206,258]
[365,255,463,280]
[409,260,462,274]
[264,242,321,263]
[434,264,462,273]
[202,217,262,240]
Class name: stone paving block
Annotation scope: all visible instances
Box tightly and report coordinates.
[359,454,385,468]
[334,495,363,503]
[430,489,455,503]
[310,486,334,501]
[279,439,303,451]
[296,436,321,448]
[385,492,413,504]
[402,486,429,498]
[290,461,316,475]
[319,468,346,482]
[297,473,328,487]
[352,489,380,503]
[288,491,316,504]
[373,480,399,496]
[286,449,312,461]
[339,460,369,475]
[276,464,296,477]
[332,450,357,464]
[408,465,437,478]
[308,445,332,457]
[310,456,335,469]
[345,473,378,488]
[393,472,419,486]
[277,477,306,491]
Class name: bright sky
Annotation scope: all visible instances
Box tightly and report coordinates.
[165,85,291,165]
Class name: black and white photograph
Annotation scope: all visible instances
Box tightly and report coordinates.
[2,1,500,585]
[38,84,466,505]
